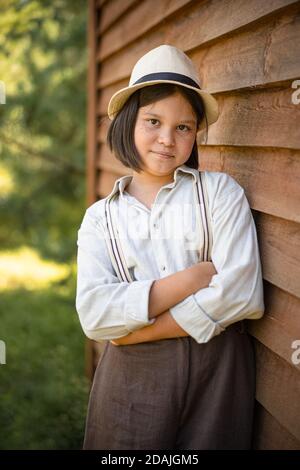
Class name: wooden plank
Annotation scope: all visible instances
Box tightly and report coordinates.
[253,402,300,449]
[97,169,122,197]
[98,34,166,88]
[197,12,300,93]
[93,341,107,371]
[255,211,300,299]
[87,0,98,207]
[199,146,300,223]
[97,144,129,176]
[97,115,111,143]
[97,0,299,66]
[97,3,300,89]
[247,282,300,370]
[167,0,299,58]
[198,87,300,150]
[97,0,138,35]
[97,0,192,61]
[255,340,300,441]
[85,339,95,383]
[97,79,128,116]
[189,2,300,93]
[97,0,109,8]
[86,0,100,382]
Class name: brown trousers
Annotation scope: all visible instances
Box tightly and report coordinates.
[83,322,255,450]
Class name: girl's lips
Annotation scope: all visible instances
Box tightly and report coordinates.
[152,151,174,159]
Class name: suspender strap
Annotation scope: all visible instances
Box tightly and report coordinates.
[104,171,212,281]
[195,171,213,262]
[202,172,213,261]
[104,195,134,283]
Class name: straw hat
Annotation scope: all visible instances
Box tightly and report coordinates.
[107,44,219,130]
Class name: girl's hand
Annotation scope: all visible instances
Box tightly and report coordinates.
[187,261,217,292]
[110,328,151,346]
[110,336,133,346]
[110,311,188,346]
[202,261,217,282]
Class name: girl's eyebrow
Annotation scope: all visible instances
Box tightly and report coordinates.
[143,112,196,124]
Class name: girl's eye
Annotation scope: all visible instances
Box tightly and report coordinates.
[177,124,190,132]
[146,119,191,131]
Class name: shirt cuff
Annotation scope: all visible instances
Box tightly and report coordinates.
[169,295,225,343]
[124,279,156,332]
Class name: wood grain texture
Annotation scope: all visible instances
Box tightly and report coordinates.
[254,211,300,299]
[255,340,300,441]
[97,0,138,35]
[166,0,299,55]
[97,169,122,197]
[199,146,300,223]
[247,282,300,370]
[92,341,107,370]
[189,3,300,92]
[97,0,192,61]
[97,143,129,176]
[198,87,300,150]
[253,401,300,449]
[96,0,109,8]
[97,2,300,89]
[97,79,128,116]
[87,0,99,206]
[85,0,100,384]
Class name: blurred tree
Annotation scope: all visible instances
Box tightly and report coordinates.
[0,0,87,262]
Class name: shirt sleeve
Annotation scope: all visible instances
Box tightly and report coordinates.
[170,176,265,344]
[75,205,156,342]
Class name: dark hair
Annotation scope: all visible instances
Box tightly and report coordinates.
[106,83,208,172]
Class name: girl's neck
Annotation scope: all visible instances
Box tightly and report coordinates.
[128,171,175,194]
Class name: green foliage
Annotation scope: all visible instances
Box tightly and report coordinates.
[0,0,88,262]
[0,275,90,450]
[0,0,91,449]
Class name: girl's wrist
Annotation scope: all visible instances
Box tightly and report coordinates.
[186,262,216,292]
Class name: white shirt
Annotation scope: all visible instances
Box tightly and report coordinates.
[76,164,264,343]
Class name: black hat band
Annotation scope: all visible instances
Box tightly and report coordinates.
[133,72,201,90]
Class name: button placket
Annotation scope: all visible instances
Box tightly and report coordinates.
[151,204,167,274]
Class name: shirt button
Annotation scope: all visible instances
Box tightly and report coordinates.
[161,266,166,271]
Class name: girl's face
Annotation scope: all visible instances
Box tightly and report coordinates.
[134,92,198,178]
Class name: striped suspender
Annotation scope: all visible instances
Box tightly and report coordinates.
[104,171,212,282]
[194,171,213,262]
[104,194,134,283]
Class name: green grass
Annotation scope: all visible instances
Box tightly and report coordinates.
[0,274,90,449]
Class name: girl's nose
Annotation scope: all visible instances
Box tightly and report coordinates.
[157,128,175,147]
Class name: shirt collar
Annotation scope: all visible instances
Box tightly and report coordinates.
[105,164,198,200]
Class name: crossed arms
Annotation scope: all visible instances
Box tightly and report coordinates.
[111,262,217,346]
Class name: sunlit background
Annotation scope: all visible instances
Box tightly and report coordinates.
[0,0,89,449]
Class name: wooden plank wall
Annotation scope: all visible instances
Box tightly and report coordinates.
[86,0,300,449]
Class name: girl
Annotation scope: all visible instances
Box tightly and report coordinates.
[76,45,264,450]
